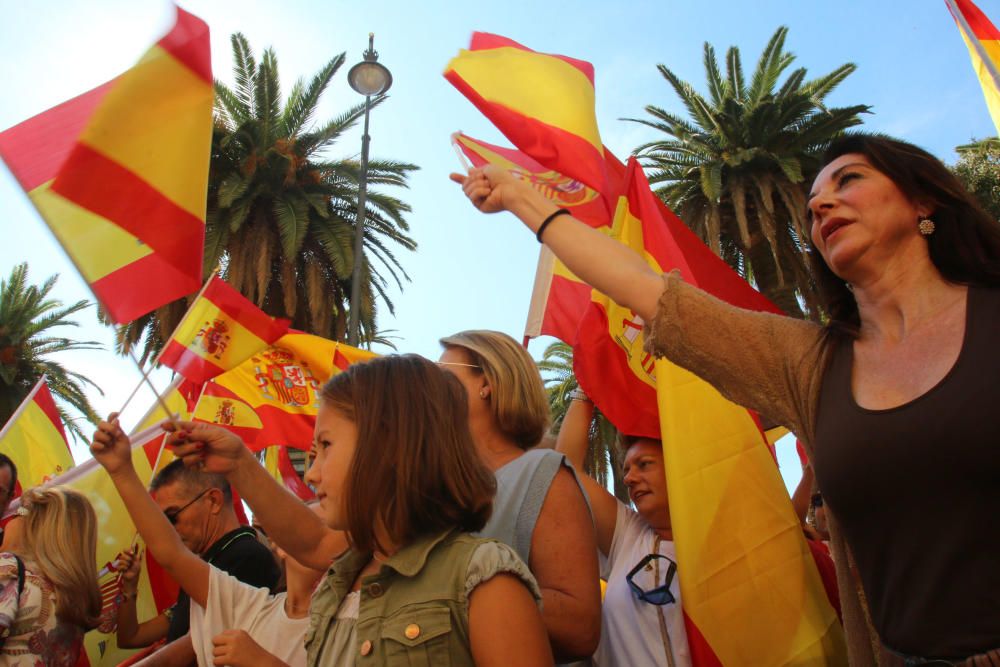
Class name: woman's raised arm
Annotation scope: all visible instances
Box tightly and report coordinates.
[450,167,665,321]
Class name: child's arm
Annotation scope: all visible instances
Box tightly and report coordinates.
[92,415,211,607]
[469,573,554,667]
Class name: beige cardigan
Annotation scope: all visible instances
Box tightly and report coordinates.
[642,271,882,666]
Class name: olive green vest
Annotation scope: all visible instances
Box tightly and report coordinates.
[305,530,484,667]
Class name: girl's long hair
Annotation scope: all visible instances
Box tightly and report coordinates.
[320,354,496,555]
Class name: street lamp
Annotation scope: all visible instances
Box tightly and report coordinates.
[346,33,392,347]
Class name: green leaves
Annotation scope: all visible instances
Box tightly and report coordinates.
[0,264,102,442]
[118,33,418,356]
[630,26,869,320]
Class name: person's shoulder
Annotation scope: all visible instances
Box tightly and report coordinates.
[464,539,541,602]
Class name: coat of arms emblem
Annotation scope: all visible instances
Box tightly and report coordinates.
[253,348,317,407]
[195,318,231,359]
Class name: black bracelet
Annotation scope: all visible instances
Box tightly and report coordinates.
[535,208,570,243]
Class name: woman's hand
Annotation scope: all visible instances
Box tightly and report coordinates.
[163,420,251,476]
[91,413,135,477]
[118,546,142,597]
[449,165,526,215]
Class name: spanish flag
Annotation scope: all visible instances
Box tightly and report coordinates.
[157,276,290,385]
[0,7,212,324]
[947,0,1000,134]
[213,333,376,451]
[609,160,844,664]
[445,33,610,197]
[191,381,264,446]
[0,376,75,495]
[452,132,618,343]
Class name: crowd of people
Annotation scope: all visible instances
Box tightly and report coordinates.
[0,132,996,666]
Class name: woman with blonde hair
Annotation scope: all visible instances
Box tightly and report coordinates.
[0,486,101,665]
[439,330,601,661]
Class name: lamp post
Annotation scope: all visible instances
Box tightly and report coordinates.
[346,33,392,347]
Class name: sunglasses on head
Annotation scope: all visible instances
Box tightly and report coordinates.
[626,553,677,605]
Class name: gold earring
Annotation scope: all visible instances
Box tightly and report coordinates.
[479,388,488,399]
[918,217,936,236]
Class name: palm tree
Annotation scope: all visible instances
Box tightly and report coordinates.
[120,33,418,362]
[537,341,629,503]
[0,263,102,442]
[628,27,868,318]
[953,137,1000,221]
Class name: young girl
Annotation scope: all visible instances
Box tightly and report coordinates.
[91,416,337,667]
[0,486,101,666]
[165,354,553,667]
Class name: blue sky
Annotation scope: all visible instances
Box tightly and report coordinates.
[1,0,996,484]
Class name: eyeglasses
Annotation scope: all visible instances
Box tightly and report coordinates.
[436,361,482,370]
[164,488,211,525]
[626,553,677,605]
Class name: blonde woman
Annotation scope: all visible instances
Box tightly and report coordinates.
[439,330,601,661]
[0,486,101,665]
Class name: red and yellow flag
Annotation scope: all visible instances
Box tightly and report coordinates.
[0,7,213,324]
[263,445,315,501]
[192,381,264,447]
[947,0,1000,133]
[445,33,609,197]
[157,276,290,385]
[611,161,842,663]
[452,132,615,343]
[213,333,376,451]
[0,377,74,495]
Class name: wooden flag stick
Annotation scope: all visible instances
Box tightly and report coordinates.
[116,360,156,417]
[125,348,182,434]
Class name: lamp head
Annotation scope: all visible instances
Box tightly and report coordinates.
[348,33,392,96]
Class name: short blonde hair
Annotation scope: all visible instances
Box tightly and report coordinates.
[440,330,550,449]
[21,486,101,629]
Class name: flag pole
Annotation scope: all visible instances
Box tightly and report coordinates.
[0,375,48,441]
[150,381,207,477]
[116,360,157,417]
[946,0,1000,91]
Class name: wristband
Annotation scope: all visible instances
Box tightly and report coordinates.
[535,208,570,243]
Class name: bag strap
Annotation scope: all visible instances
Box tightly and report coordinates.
[13,555,24,598]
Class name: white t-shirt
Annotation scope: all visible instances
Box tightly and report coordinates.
[595,501,691,667]
[190,565,310,667]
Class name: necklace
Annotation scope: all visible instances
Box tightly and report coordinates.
[653,535,676,667]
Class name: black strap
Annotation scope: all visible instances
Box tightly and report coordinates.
[13,556,23,599]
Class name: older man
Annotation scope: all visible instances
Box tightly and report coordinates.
[116,459,279,665]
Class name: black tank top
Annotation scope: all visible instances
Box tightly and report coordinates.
[812,286,1000,659]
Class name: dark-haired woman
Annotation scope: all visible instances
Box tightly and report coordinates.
[166,354,553,667]
[451,133,1000,665]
